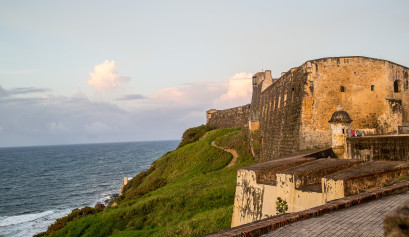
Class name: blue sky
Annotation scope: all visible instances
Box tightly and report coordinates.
[1,0,409,147]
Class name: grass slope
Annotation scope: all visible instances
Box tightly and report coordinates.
[39,127,254,237]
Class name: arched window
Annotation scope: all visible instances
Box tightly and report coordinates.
[394,80,402,93]
[340,86,345,92]
[371,85,375,91]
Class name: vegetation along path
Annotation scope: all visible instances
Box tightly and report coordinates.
[35,126,255,237]
[211,140,239,168]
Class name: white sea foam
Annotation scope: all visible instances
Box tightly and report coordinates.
[0,194,116,237]
[0,209,71,237]
[0,210,54,227]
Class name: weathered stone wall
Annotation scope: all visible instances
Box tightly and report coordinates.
[252,57,408,160]
[250,68,308,161]
[300,57,409,151]
[344,169,409,197]
[206,104,250,131]
[347,135,409,161]
[207,56,409,162]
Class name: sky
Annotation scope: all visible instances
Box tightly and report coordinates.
[1,0,409,147]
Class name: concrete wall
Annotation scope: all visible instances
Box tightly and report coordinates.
[231,169,265,227]
[231,168,325,227]
[347,135,409,161]
[206,104,250,131]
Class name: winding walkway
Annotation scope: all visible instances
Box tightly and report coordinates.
[211,140,238,168]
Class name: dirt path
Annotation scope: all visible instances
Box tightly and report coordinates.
[211,140,239,168]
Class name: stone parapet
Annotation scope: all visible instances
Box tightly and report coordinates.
[206,104,251,131]
[347,135,409,161]
[207,182,409,237]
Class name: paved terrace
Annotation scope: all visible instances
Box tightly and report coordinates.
[262,191,409,237]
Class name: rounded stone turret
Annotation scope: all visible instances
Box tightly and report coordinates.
[329,105,352,158]
[329,108,353,123]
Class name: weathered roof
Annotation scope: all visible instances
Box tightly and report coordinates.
[329,106,352,123]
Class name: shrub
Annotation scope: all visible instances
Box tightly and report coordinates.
[34,206,103,236]
[177,125,212,148]
[276,197,288,215]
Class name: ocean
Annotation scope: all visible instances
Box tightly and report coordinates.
[0,140,179,237]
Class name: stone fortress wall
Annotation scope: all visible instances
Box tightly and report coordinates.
[207,56,409,161]
[206,104,251,131]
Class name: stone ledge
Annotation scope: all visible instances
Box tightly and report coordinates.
[205,182,409,237]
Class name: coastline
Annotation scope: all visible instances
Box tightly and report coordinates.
[0,140,179,237]
[0,193,117,237]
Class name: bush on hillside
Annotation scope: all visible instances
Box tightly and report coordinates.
[177,125,212,148]
[34,206,103,237]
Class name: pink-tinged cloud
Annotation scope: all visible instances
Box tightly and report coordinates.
[88,60,131,91]
[213,72,253,108]
[147,72,253,110]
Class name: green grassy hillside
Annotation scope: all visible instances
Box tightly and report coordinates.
[37,126,254,237]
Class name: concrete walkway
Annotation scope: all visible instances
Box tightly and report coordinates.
[262,191,409,237]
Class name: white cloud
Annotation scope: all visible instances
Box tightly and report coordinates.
[147,72,252,110]
[213,72,253,108]
[88,60,131,91]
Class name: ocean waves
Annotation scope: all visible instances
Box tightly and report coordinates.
[0,140,179,237]
[0,209,71,237]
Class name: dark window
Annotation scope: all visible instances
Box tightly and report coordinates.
[340,86,345,92]
[342,128,345,134]
[394,80,402,93]
[371,85,375,91]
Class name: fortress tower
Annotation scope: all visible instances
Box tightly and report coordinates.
[207,57,409,161]
[329,105,352,158]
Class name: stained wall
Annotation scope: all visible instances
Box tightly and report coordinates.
[251,67,308,161]
[300,57,409,150]
[207,57,409,161]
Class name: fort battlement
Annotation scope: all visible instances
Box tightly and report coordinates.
[207,56,409,161]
